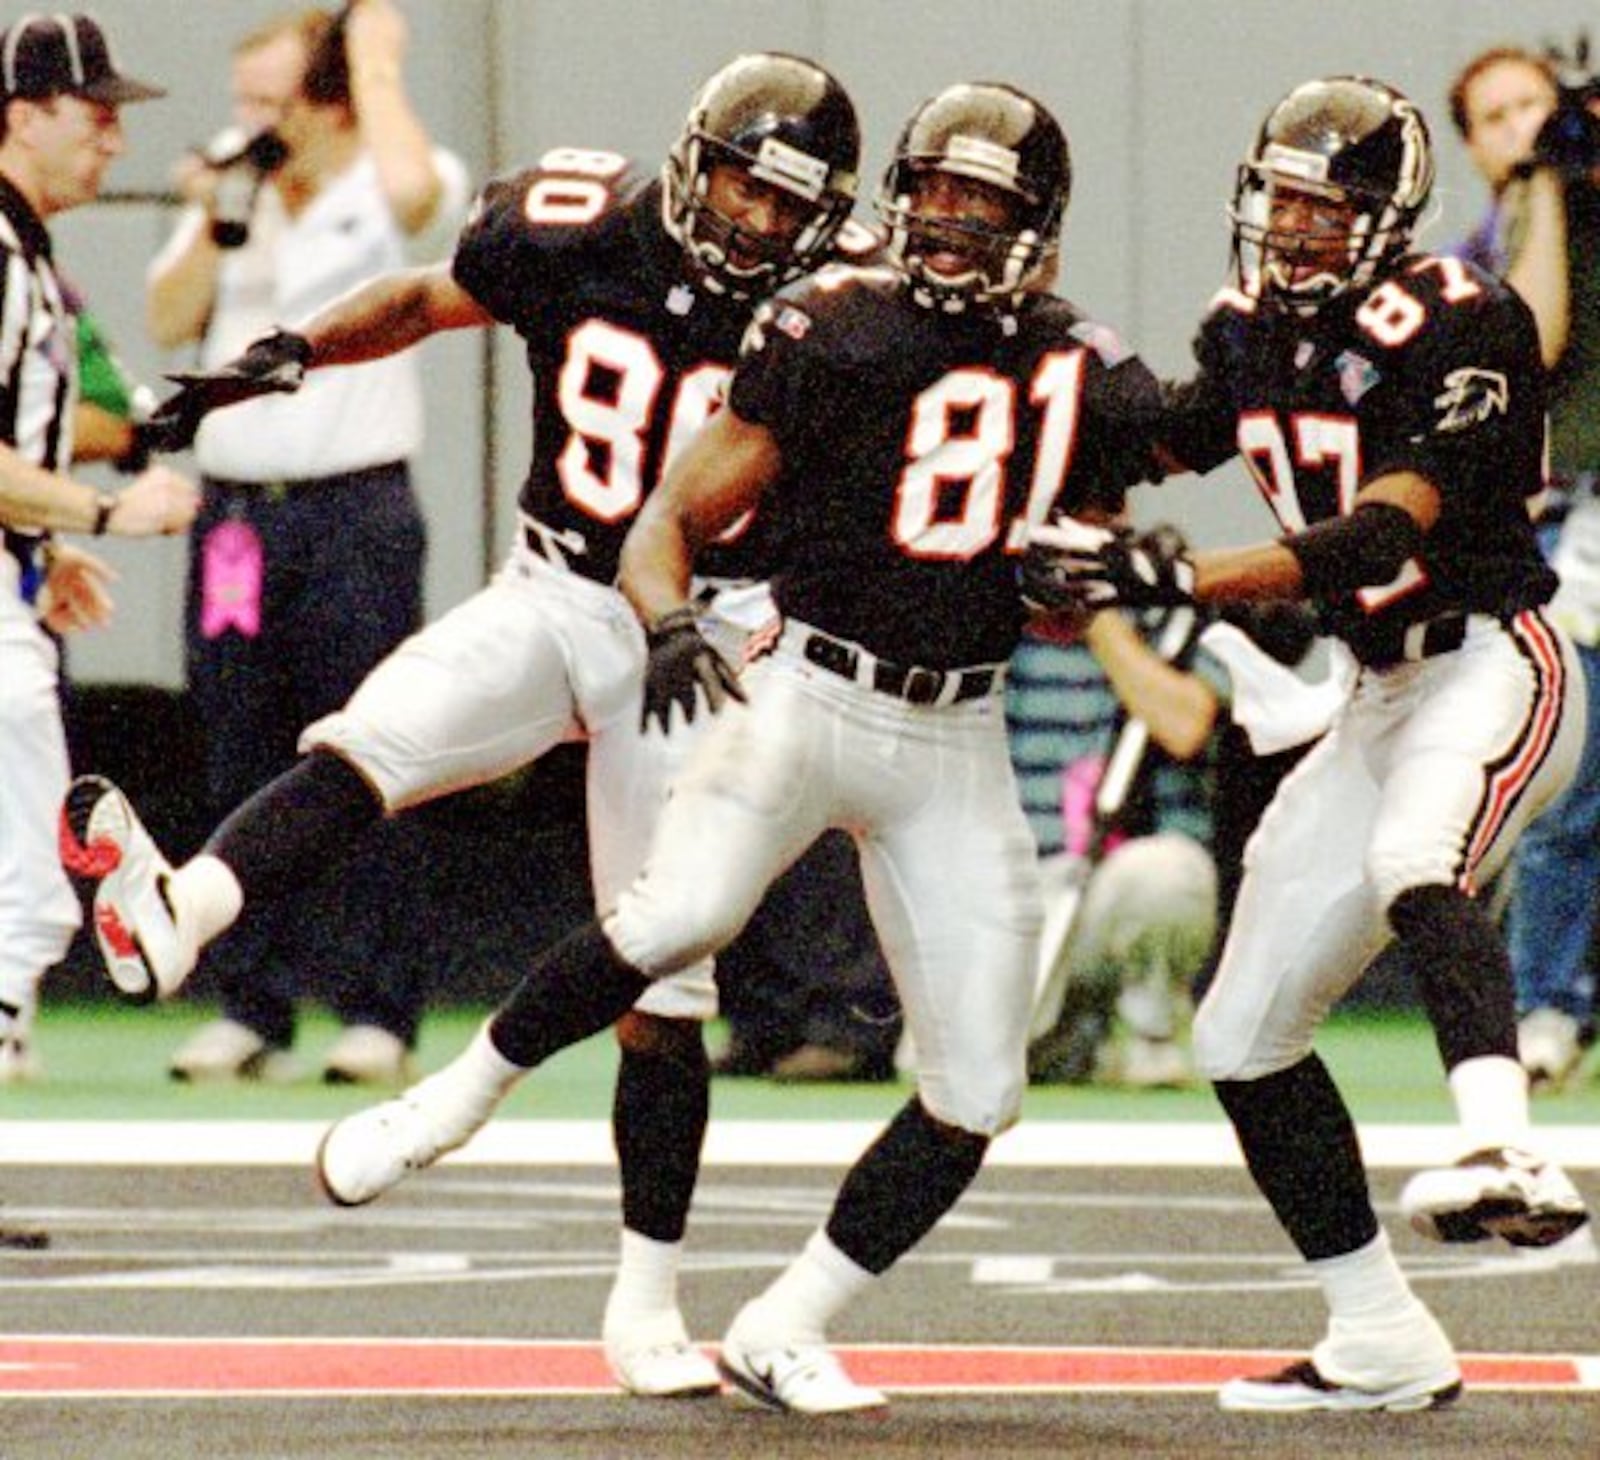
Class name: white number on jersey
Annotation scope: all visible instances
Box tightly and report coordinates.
[523,148,629,227]
[555,320,732,524]
[891,351,1089,560]
[1237,412,1426,610]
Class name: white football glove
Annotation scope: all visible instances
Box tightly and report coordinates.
[1021,516,1196,612]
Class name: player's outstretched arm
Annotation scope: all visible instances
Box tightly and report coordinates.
[1027,469,1442,615]
[143,263,491,453]
[295,261,492,366]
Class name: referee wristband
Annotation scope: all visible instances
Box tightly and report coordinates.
[91,492,116,536]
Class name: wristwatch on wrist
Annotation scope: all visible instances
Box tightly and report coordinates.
[91,492,116,535]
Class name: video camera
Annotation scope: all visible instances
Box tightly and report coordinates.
[200,127,289,248]
[1523,31,1600,181]
[194,2,354,248]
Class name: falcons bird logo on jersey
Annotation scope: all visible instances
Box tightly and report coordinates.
[1433,367,1509,433]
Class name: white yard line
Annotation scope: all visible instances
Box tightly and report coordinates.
[4,1120,1596,1168]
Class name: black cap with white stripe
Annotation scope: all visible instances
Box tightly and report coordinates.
[0,12,164,105]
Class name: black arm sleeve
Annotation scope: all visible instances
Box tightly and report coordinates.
[1282,501,1425,601]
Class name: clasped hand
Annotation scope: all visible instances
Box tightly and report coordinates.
[1021,515,1196,613]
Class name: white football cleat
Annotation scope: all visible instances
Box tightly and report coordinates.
[316,1086,480,1206]
[1400,1146,1590,1248]
[1219,1357,1462,1413]
[59,775,194,1003]
[604,1311,721,1399]
[717,1323,886,1415]
[315,1031,519,1206]
[1221,1305,1461,1413]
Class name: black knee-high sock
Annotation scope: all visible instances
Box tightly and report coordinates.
[1388,883,1517,1069]
[825,1097,989,1275]
[614,1025,710,1244]
[1214,1054,1378,1262]
[206,750,382,903]
[488,923,651,1069]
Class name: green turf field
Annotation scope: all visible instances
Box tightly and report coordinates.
[7,1000,1599,1126]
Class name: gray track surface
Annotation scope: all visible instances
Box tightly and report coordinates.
[1,1163,1596,1459]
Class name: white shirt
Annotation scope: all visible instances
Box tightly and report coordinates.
[149,145,470,482]
[1550,496,1600,648]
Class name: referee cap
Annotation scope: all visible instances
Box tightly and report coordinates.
[0,12,164,105]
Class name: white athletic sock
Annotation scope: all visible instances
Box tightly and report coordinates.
[1447,1054,1531,1151]
[604,1229,683,1333]
[456,1021,526,1091]
[731,1229,876,1346]
[410,1022,526,1126]
[170,854,244,949]
[1308,1231,1456,1387]
[1309,1229,1416,1322]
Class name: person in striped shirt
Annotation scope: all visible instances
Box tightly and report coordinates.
[0,14,196,1079]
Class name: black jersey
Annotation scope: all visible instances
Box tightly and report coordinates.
[452,151,879,586]
[1160,254,1556,660]
[728,265,1162,668]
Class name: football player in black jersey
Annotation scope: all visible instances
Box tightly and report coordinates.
[62,53,868,1401]
[1025,75,1589,1414]
[312,81,1163,1414]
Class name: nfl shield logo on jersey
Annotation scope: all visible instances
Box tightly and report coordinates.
[1335,349,1380,406]
[775,306,812,341]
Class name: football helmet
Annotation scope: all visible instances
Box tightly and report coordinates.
[663,52,860,299]
[1231,75,1434,315]
[876,82,1071,313]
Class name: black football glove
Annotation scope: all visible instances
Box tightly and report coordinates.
[1022,516,1196,613]
[141,328,313,453]
[641,605,747,734]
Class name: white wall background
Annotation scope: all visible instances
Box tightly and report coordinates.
[49,0,1600,686]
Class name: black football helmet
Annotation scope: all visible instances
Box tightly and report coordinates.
[663,52,860,299]
[876,82,1071,313]
[1231,75,1434,315]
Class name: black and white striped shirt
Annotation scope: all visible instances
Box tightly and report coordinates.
[0,173,76,603]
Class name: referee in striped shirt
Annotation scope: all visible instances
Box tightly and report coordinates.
[0,14,196,1079]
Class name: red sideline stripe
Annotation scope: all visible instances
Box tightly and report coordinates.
[0,1338,1589,1395]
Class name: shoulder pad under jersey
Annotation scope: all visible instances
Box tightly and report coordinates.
[453,149,652,321]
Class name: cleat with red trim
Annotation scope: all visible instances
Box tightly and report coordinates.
[59,776,195,1003]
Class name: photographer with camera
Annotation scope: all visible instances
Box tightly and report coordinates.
[1449,43,1600,1090]
[144,2,469,1085]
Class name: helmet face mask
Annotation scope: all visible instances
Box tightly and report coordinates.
[664,53,860,299]
[682,159,826,287]
[890,167,1028,303]
[876,82,1071,313]
[1235,171,1376,312]
[1230,76,1434,317]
